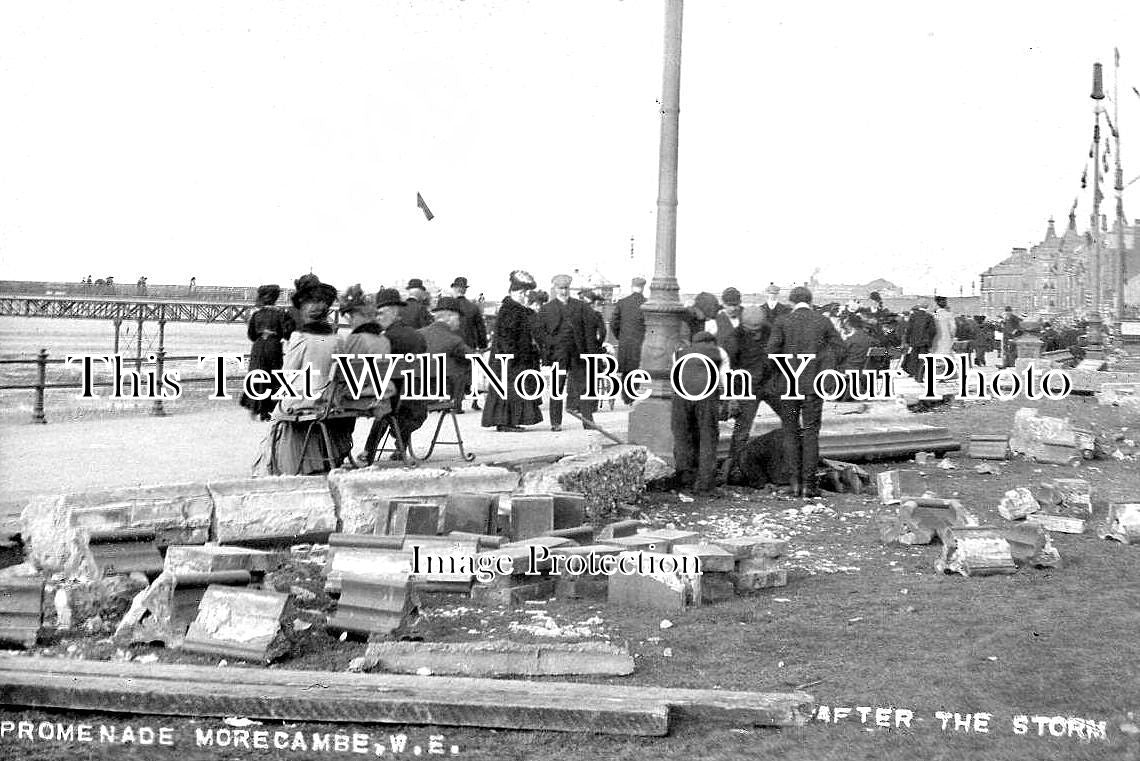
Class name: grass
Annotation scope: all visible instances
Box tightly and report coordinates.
[2,395,1139,760]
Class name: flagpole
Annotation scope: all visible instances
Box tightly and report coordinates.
[1090,63,1105,317]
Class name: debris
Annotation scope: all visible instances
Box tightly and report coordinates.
[608,556,701,612]
[1001,523,1062,568]
[349,640,635,677]
[913,452,935,464]
[678,493,695,503]
[1010,408,1084,463]
[935,527,1017,577]
[937,458,957,470]
[0,573,45,648]
[729,558,788,591]
[327,573,417,638]
[388,502,441,536]
[879,498,977,546]
[998,488,1040,521]
[974,463,1001,475]
[659,619,674,630]
[671,544,736,573]
[113,572,180,647]
[662,648,673,657]
[1024,514,1087,534]
[181,586,295,662]
[596,520,646,540]
[165,545,284,575]
[441,493,497,535]
[711,535,787,560]
[967,434,1010,460]
[509,494,556,541]
[876,469,926,505]
[1100,504,1140,544]
[551,492,587,529]
[86,528,164,578]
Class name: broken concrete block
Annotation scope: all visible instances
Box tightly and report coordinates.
[1101,504,1140,544]
[327,572,416,637]
[551,492,587,529]
[700,572,736,604]
[607,551,701,611]
[1010,408,1080,461]
[637,528,700,546]
[388,502,440,536]
[880,499,977,546]
[544,525,596,545]
[350,640,634,677]
[643,452,676,483]
[1001,523,1061,568]
[876,469,926,505]
[729,558,788,591]
[1033,442,1082,466]
[672,544,735,573]
[471,578,556,606]
[0,573,44,648]
[441,493,497,535]
[519,445,649,520]
[1025,514,1087,534]
[181,585,294,662]
[606,534,665,553]
[328,466,519,534]
[1096,382,1139,406]
[967,434,1010,460]
[404,537,479,591]
[18,496,98,579]
[209,476,335,543]
[935,527,1017,577]
[64,483,213,548]
[171,571,253,632]
[509,495,555,541]
[597,519,646,540]
[710,535,787,560]
[84,528,163,578]
[164,544,283,575]
[1050,478,1092,513]
[326,547,413,594]
[113,571,178,646]
[998,488,1040,521]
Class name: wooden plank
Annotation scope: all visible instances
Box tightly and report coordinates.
[0,656,813,729]
[0,667,668,736]
[353,640,635,677]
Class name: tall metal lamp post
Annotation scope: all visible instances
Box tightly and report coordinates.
[628,0,688,457]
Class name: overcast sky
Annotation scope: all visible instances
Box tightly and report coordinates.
[1,1,1138,298]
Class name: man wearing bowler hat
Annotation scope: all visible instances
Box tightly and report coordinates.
[450,276,487,411]
[420,296,476,412]
[401,278,434,330]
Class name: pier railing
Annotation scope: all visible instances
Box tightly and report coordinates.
[0,350,247,424]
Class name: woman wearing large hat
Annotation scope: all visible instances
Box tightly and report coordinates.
[256,275,348,474]
[480,270,544,432]
[239,284,294,421]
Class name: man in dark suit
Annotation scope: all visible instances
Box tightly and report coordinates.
[419,296,475,412]
[902,303,936,381]
[715,287,743,359]
[539,274,591,431]
[367,287,429,461]
[759,283,791,325]
[449,276,487,411]
[400,278,434,329]
[766,286,846,498]
[610,277,646,403]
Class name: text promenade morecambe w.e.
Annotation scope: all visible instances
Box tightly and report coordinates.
[67,351,1073,404]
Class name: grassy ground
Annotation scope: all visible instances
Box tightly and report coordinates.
[2,395,1139,760]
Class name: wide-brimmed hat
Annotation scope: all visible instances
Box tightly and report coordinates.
[406,278,425,290]
[375,287,406,308]
[451,276,469,289]
[291,276,337,309]
[510,270,537,292]
[432,296,462,313]
[256,284,280,306]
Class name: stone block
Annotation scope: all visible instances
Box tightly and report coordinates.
[638,528,700,545]
[441,493,498,535]
[509,495,555,541]
[0,574,44,648]
[554,576,609,600]
[1009,408,1079,460]
[876,469,926,505]
[388,502,440,536]
[330,466,518,535]
[65,482,213,547]
[326,548,413,594]
[606,551,701,611]
[597,519,646,540]
[519,445,649,520]
[544,526,596,545]
[19,496,97,579]
[171,571,253,631]
[729,558,788,592]
[700,572,736,604]
[672,544,735,573]
[1101,504,1140,544]
[998,487,1040,521]
[181,586,293,662]
[208,476,335,543]
[446,531,504,550]
[351,640,634,677]
[327,572,416,636]
[470,578,556,606]
[710,535,787,560]
[1024,514,1086,534]
[606,534,664,552]
[113,571,178,646]
[164,544,283,575]
[551,492,587,529]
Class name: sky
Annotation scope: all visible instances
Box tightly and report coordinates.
[1,1,1138,299]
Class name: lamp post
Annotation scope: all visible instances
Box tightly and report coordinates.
[627,0,688,457]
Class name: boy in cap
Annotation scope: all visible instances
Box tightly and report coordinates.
[672,331,725,494]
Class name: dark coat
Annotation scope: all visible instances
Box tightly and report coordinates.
[400,299,434,330]
[766,306,846,398]
[419,321,474,395]
[759,302,792,325]
[384,319,428,392]
[715,311,740,359]
[840,329,877,372]
[539,297,589,364]
[480,297,543,427]
[730,322,776,395]
[584,307,606,355]
[455,295,488,350]
[903,309,936,349]
[610,292,646,374]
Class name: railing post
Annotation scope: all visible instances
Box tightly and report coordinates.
[33,348,48,424]
[135,317,144,374]
[151,319,168,417]
[113,318,122,354]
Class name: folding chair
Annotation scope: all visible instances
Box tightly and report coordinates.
[407,399,476,462]
[269,404,361,475]
[365,401,420,467]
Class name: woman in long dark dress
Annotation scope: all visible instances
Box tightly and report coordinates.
[481,270,543,432]
[239,284,294,420]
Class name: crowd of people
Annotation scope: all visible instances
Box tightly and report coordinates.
[236,270,1086,496]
